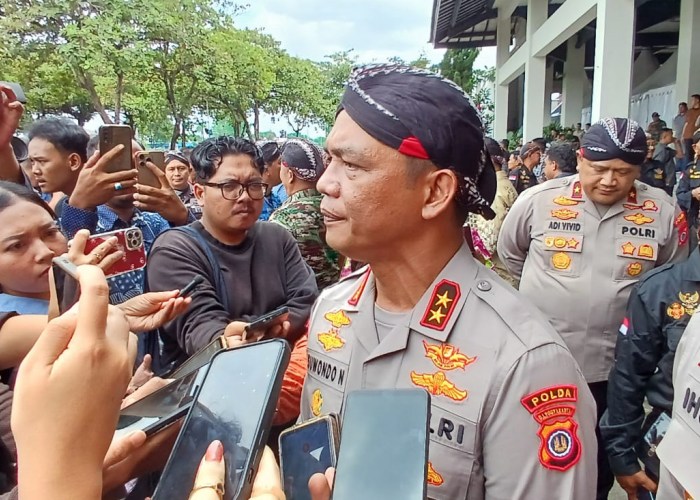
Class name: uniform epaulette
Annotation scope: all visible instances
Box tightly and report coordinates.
[317,265,371,302]
[337,264,370,284]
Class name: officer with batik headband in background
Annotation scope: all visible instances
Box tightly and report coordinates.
[601,218,700,499]
[302,64,596,500]
[164,151,202,220]
[499,117,688,500]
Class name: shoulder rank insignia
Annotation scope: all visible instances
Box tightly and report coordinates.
[347,268,371,306]
[422,340,476,371]
[521,385,582,472]
[675,212,689,246]
[627,186,638,203]
[420,280,461,331]
[324,310,351,328]
[680,291,699,315]
[553,196,580,206]
[623,200,659,212]
[311,389,323,417]
[552,252,571,270]
[410,371,467,401]
[317,331,345,351]
[627,262,643,276]
[571,181,583,199]
[550,209,579,220]
[667,302,685,320]
[427,462,444,486]
[623,213,654,225]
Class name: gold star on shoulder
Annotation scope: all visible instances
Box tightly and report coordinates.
[429,307,446,324]
[434,291,453,309]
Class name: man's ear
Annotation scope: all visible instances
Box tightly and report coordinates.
[422,169,458,221]
[68,153,83,172]
[193,183,205,206]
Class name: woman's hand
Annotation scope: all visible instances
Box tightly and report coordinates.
[118,290,191,333]
[11,266,136,500]
[309,468,335,500]
[66,229,123,271]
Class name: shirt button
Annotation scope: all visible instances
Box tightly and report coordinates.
[477,280,492,292]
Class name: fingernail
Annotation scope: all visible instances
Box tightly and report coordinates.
[205,440,223,462]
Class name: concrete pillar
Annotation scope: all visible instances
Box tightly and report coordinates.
[523,0,548,140]
[494,13,511,140]
[544,62,554,126]
[591,0,635,121]
[675,0,700,105]
[562,37,585,128]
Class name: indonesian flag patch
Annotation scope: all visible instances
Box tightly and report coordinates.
[619,317,629,336]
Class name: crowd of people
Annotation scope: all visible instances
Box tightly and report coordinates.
[0,63,699,500]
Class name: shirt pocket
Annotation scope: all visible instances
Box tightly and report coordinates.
[541,233,584,278]
[426,410,478,500]
[613,238,658,281]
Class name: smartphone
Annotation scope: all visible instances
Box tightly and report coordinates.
[116,366,207,438]
[0,82,27,104]
[84,227,146,278]
[152,339,291,500]
[244,306,290,338]
[99,124,133,173]
[136,151,165,188]
[331,389,431,500]
[280,415,341,500]
[52,256,80,314]
[165,334,227,380]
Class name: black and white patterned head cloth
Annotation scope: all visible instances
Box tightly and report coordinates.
[581,118,647,166]
[281,138,324,182]
[337,64,496,220]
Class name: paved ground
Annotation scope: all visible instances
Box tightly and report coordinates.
[610,484,627,500]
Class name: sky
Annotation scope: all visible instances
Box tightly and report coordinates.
[236,0,496,136]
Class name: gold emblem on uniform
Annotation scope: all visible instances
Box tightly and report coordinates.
[427,462,444,486]
[667,302,685,320]
[680,291,700,316]
[623,200,659,212]
[550,209,579,220]
[553,196,580,206]
[552,252,571,270]
[571,181,583,199]
[311,389,323,417]
[627,262,643,277]
[623,213,655,225]
[545,237,568,249]
[621,242,636,256]
[410,371,468,401]
[567,238,580,249]
[317,330,345,351]
[324,309,351,328]
[422,340,476,371]
[637,244,654,259]
[420,280,461,331]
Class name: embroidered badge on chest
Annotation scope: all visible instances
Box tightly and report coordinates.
[311,389,323,417]
[317,310,350,352]
[680,291,699,316]
[623,200,659,212]
[550,209,579,221]
[410,371,467,401]
[427,462,444,486]
[521,385,582,472]
[422,341,476,371]
[553,196,580,206]
[667,302,686,320]
[552,252,571,270]
[624,213,655,225]
[627,262,643,276]
[420,280,461,331]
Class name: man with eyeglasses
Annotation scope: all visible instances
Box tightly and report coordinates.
[146,136,318,367]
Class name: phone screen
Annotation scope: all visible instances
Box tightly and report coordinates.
[280,419,337,500]
[153,339,291,500]
[331,389,430,500]
[116,367,205,438]
[165,335,225,380]
[52,263,80,314]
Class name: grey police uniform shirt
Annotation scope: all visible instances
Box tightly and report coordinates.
[656,313,700,500]
[497,175,688,383]
[299,244,597,500]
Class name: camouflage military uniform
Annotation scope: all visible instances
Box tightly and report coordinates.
[269,188,341,290]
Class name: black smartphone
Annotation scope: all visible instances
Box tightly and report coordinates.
[244,306,290,338]
[279,415,341,500]
[178,275,204,298]
[52,256,80,314]
[116,366,206,438]
[331,389,431,500]
[99,124,133,173]
[164,334,227,380]
[152,339,291,500]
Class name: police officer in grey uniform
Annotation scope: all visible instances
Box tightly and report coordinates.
[302,64,597,500]
[655,312,700,500]
[498,118,689,500]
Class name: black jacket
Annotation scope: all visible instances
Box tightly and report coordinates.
[600,250,700,476]
[508,166,538,194]
[677,161,700,227]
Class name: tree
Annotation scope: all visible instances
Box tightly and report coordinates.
[316,51,357,130]
[439,48,479,93]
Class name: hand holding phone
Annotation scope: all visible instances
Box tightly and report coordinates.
[243,306,290,341]
[136,151,166,188]
[84,228,146,278]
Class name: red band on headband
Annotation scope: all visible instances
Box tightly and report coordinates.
[398,136,429,159]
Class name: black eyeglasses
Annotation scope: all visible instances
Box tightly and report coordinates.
[202,180,269,201]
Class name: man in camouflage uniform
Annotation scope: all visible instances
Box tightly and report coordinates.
[270,138,340,290]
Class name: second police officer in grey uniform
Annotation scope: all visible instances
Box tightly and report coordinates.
[498,118,689,500]
[300,64,597,500]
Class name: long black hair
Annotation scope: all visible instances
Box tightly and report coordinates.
[0,181,57,219]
